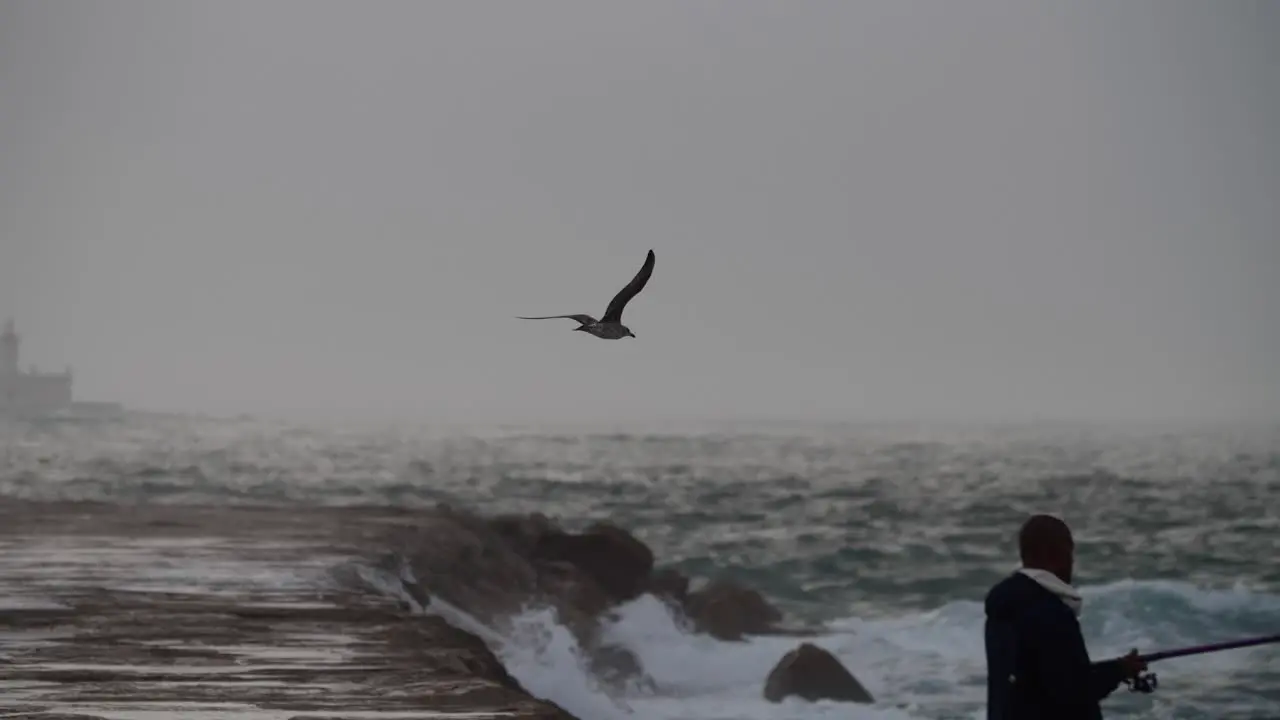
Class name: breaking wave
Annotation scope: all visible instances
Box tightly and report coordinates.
[348,558,1280,720]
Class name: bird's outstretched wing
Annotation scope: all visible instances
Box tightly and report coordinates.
[516,314,597,326]
[601,249,655,323]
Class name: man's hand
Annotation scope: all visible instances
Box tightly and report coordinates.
[1117,649,1148,679]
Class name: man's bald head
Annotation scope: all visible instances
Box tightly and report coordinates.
[1018,514,1075,583]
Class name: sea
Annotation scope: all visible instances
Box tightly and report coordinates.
[1,412,1277,720]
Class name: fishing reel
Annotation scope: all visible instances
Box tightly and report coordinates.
[1118,633,1280,695]
[1126,672,1158,694]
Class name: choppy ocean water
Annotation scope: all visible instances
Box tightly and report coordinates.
[1,413,1277,720]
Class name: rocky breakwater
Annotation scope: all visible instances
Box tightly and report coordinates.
[339,503,873,704]
[0,500,582,720]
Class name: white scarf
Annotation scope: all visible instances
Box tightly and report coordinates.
[1018,568,1083,616]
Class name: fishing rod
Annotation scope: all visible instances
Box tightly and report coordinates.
[1125,633,1280,693]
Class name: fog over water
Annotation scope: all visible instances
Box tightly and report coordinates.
[1,1,1277,423]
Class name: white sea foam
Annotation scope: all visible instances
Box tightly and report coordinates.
[411,580,1280,720]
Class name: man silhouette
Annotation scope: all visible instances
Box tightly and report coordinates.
[984,514,1146,719]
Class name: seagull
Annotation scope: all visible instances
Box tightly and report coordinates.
[517,249,655,339]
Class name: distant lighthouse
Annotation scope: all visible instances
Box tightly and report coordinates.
[0,318,74,416]
[1,318,18,377]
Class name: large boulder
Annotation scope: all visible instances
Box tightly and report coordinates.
[367,506,657,694]
[682,578,782,640]
[584,521,655,576]
[536,560,614,620]
[388,505,540,620]
[763,642,873,704]
[647,568,690,605]
[353,508,807,694]
[532,522,654,604]
[586,641,657,694]
[488,512,561,550]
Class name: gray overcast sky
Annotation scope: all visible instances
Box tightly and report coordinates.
[1,1,1277,423]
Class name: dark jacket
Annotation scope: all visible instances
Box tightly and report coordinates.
[984,572,1126,720]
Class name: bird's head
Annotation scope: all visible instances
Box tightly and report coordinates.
[623,325,636,338]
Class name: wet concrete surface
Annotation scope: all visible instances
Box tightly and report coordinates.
[0,501,579,720]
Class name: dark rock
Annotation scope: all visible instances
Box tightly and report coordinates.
[389,508,541,620]
[533,522,654,603]
[489,512,561,550]
[586,642,657,694]
[349,508,794,694]
[683,578,783,640]
[647,567,690,604]
[762,642,874,704]
[538,560,613,619]
[366,507,660,693]
[584,521,655,577]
